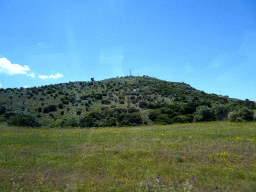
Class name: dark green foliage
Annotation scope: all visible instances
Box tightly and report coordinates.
[7,113,42,127]
[70,97,76,104]
[46,90,56,94]
[193,105,216,123]
[182,102,199,114]
[147,103,163,109]
[212,104,229,121]
[228,107,254,122]
[244,99,256,110]
[60,111,64,115]
[118,95,125,100]
[103,99,111,105]
[155,114,173,125]
[4,112,16,120]
[79,115,96,128]
[148,110,161,121]
[67,118,78,127]
[119,100,125,104]
[61,96,70,104]
[127,106,139,113]
[43,105,57,113]
[160,104,184,118]
[80,95,90,100]
[0,116,6,122]
[93,94,102,100]
[0,106,6,115]
[67,108,70,112]
[49,113,54,118]
[76,109,82,116]
[118,112,143,126]
[58,103,64,109]
[172,115,190,123]
[139,101,148,108]
[105,117,117,127]
[114,108,127,115]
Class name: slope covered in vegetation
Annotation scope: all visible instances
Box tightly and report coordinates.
[0,75,255,128]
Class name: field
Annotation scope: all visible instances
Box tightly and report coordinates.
[1,121,256,192]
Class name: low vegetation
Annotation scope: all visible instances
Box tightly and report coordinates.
[1,75,256,191]
[1,121,256,191]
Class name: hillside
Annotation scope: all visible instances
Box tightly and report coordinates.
[0,75,255,128]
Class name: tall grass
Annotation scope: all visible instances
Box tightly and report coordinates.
[1,121,256,191]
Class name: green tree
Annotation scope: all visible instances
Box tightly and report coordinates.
[193,105,216,123]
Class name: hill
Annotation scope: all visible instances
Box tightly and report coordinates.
[0,75,255,128]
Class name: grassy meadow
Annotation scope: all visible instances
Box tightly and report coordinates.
[1,121,256,192]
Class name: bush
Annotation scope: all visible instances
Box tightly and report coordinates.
[0,106,6,115]
[119,100,125,104]
[79,115,96,128]
[0,116,6,122]
[155,114,173,125]
[148,110,161,122]
[105,117,117,127]
[4,112,16,120]
[148,103,163,109]
[58,103,64,109]
[60,111,64,115]
[228,107,254,122]
[76,109,82,116]
[193,105,216,123]
[43,105,58,113]
[212,104,229,121]
[172,115,189,124]
[127,106,139,113]
[67,117,78,127]
[7,113,42,127]
[139,101,148,109]
[49,113,54,118]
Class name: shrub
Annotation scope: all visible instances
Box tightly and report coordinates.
[148,103,163,109]
[0,106,6,115]
[212,104,229,121]
[119,100,125,104]
[155,114,173,125]
[67,118,78,127]
[228,107,254,122]
[58,103,64,109]
[79,115,96,128]
[43,105,57,113]
[49,113,54,118]
[148,110,161,121]
[4,112,16,120]
[139,101,148,108]
[105,117,117,127]
[60,111,64,115]
[193,105,216,123]
[7,113,42,127]
[127,106,139,113]
[76,109,82,116]
[0,116,6,122]
[172,115,188,124]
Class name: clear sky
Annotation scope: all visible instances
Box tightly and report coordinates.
[1,0,256,101]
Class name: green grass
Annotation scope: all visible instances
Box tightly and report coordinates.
[1,121,256,191]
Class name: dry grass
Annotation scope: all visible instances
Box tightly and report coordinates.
[1,121,256,191]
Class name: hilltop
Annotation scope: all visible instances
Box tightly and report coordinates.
[0,75,255,128]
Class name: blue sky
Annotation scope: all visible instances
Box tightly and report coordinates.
[0,0,256,101]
